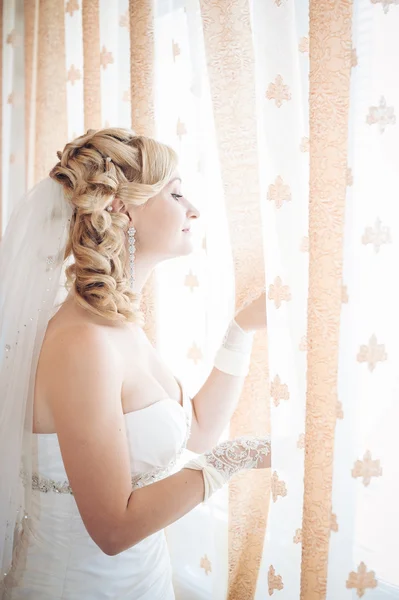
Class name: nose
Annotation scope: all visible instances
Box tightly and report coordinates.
[187,201,200,220]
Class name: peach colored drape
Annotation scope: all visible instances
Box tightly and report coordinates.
[301,1,353,598]
[34,0,68,183]
[198,1,269,598]
[129,0,157,345]
[2,1,398,599]
[82,0,101,131]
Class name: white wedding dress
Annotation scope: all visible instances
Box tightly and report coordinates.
[3,386,192,600]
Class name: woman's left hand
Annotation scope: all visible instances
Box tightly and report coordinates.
[234,292,267,333]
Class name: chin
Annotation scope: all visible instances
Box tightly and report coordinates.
[166,241,195,260]
[180,239,195,256]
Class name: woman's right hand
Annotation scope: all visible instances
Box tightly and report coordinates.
[204,435,271,477]
[184,435,271,502]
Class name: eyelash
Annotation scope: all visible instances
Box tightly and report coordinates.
[171,193,183,201]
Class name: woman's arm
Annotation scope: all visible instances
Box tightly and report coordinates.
[45,325,269,557]
[187,367,246,453]
[188,293,267,454]
[44,325,206,556]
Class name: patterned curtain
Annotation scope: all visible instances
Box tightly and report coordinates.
[1,1,398,599]
[250,0,309,597]
[322,2,399,598]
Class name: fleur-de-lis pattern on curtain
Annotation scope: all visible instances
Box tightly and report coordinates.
[1,1,399,599]
[197,0,270,598]
[325,1,399,597]
[250,0,309,597]
[1,3,233,598]
[152,3,236,599]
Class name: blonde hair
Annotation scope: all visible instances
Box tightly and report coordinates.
[49,128,178,324]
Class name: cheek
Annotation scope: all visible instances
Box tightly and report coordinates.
[138,202,184,250]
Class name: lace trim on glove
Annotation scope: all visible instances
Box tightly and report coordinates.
[184,435,271,502]
[204,436,270,478]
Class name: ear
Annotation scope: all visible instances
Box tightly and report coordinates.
[112,198,136,226]
[112,197,126,214]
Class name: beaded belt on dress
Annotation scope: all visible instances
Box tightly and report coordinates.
[30,412,191,494]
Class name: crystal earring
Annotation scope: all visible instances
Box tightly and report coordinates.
[128,226,136,289]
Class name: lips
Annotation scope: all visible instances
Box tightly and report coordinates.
[182,228,191,232]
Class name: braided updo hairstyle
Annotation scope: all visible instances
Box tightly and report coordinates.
[49,127,178,324]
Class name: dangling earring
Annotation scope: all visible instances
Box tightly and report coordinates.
[107,205,136,289]
[128,225,136,289]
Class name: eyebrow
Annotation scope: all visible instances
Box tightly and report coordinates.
[169,177,182,185]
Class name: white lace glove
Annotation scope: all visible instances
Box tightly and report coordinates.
[184,435,271,503]
[214,319,255,377]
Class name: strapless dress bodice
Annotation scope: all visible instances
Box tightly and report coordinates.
[4,388,192,600]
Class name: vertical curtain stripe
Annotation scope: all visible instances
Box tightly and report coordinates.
[129,0,154,137]
[129,0,156,345]
[82,0,101,131]
[24,0,35,189]
[199,1,270,598]
[34,0,67,184]
[301,2,353,598]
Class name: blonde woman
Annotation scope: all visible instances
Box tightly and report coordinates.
[0,128,270,600]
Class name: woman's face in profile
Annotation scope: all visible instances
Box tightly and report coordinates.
[131,170,200,262]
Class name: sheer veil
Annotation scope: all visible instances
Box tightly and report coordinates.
[0,177,73,586]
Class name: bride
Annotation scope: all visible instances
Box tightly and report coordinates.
[0,128,270,599]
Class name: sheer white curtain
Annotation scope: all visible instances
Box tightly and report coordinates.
[251,1,399,598]
[327,3,399,598]
[3,1,398,599]
[1,0,26,228]
[250,0,309,597]
[160,0,311,597]
[152,2,235,598]
[2,1,235,598]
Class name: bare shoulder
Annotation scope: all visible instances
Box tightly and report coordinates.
[44,319,112,353]
[43,319,116,363]
[37,319,136,554]
[41,320,123,409]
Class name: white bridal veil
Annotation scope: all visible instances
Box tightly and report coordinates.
[0,177,73,586]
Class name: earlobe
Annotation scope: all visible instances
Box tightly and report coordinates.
[112,197,125,214]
